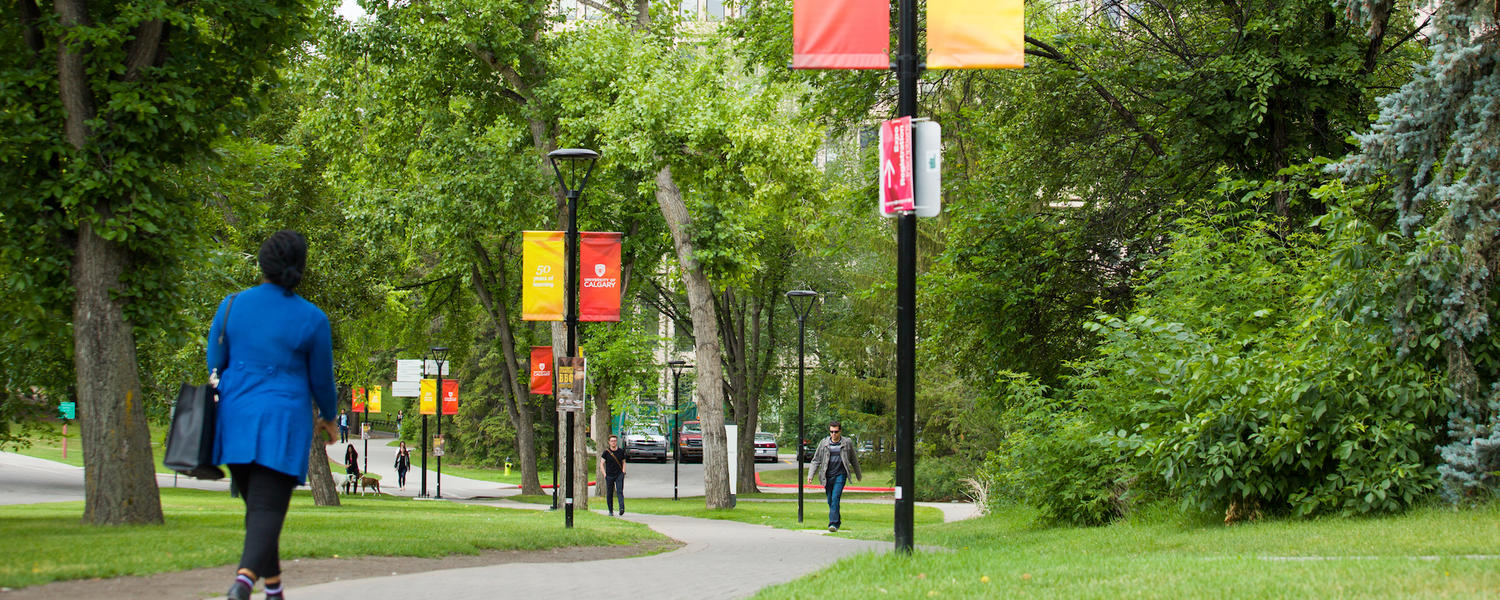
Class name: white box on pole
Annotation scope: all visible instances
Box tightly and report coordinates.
[424,359,450,377]
[880,118,941,218]
[391,381,421,397]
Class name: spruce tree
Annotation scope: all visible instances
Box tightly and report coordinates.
[1332,0,1500,499]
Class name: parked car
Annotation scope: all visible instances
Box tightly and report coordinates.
[622,426,668,462]
[754,432,778,463]
[799,438,815,463]
[678,420,703,463]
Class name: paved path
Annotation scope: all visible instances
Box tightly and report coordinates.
[281,503,890,600]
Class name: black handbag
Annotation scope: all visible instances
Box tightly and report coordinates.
[163,293,236,480]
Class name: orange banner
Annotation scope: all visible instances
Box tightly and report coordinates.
[927,0,1024,69]
[580,232,622,322]
[530,347,554,395]
[352,387,366,413]
[522,231,565,321]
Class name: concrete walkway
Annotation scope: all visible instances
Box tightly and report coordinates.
[280,504,890,600]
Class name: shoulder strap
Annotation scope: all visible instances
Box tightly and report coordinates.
[217,293,238,347]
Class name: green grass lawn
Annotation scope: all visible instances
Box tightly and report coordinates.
[0,487,662,589]
[756,466,893,487]
[753,502,1500,599]
[554,495,944,535]
[6,421,173,474]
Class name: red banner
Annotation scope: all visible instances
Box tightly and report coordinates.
[880,117,914,213]
[441,379,459,416]
[580,232,622,322]
[792,0,889,69]
[352,387,366,413]
[530,347,554,395]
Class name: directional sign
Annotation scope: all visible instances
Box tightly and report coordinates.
[879,116,914,214]
[391,380,421,397]
[396,359,423,382]
[881,118,942,218]
[59,401,76,420]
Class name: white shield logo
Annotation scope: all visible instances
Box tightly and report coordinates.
[594,264,606,278]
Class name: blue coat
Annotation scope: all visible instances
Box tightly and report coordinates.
[208,283,338,483]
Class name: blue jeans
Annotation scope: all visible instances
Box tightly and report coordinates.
[606,473,625,514]
[825,473,847,527]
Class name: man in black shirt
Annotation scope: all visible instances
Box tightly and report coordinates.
[602,434,628,516]
[807,421,862,531]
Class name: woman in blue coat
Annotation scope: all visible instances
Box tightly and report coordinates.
[208,230,338,600]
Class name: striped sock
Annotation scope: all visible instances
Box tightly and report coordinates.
[265,581,283,598]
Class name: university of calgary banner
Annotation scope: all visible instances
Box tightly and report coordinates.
[792,0,889,69]
[352,387,365,413]
[419,379,437,415]
[530,347,554,395]
[580,232,622,322]
[522,231,565,321]
[441,379,459,416]
[927,0,1025,69]
[369,385,382,413]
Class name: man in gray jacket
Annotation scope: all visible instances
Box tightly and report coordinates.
[806,420,862,531]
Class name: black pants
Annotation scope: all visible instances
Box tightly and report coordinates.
[397,468,408,488]
[606,473,625,513]
[228,463,297,579]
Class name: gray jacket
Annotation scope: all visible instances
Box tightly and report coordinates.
[806,436,862,485]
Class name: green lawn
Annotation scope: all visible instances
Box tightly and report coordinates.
[756,465,893,487]
[0,487,662,589]
[561,495,944,535]
[6,421,173,474]
[754,503,1500,599]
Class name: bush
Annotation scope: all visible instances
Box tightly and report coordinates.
[1075,217,1445,517]
[915,454,976,502]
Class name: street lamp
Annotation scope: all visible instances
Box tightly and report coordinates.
[786,289,819,524]
[548,148,599,529]
[429,346,449,500]
[667,359,689,501]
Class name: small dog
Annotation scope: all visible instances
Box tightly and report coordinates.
[359,475,381,495]
[341,474,381,495]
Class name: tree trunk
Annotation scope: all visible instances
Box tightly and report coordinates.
[592,384,612,497]
[469,244,542,494]
[655,165,732,508]
[307,434,340,506]
[73,222,164,525]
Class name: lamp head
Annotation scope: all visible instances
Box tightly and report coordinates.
[667,359,688,377]
[785,289,819,320]
[547,148,600,197]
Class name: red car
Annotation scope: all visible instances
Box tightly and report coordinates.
[678,420,703,463]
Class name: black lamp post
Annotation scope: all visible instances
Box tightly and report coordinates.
[667,359,688,501]
[548,148,599,529]
[429,346,449,500]
[786,290,819,524]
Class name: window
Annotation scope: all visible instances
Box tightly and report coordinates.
[705,0,725,19]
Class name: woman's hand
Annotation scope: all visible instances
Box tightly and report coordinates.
[316,418,338,446]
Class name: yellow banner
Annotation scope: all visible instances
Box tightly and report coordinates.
[522,231,566,321]
[927,0,1024,69]
[419,379,436,415]
[369,385,382,413]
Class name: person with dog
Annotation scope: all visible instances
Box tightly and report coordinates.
[394,441,412,490]
[344,443,360,487]
[602,434,627,516]
[338,409,349,443]
[208,230,338,600]
[806,420,862,532]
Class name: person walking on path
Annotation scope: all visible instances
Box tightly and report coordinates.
[806,421,861,532]
[602,434,627,516]
[344,444,360,488]
[395,410,404,436]
[338,409,349,443]
[394,442,412,490]
[209,230,338,600]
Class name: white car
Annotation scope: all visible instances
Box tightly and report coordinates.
[622,427,668,462]
[754,432,779,463]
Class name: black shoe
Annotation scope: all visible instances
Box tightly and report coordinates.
[226,581,251,600]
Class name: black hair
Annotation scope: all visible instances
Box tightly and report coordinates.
[258,230,307,292]
[829,421,842,431]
